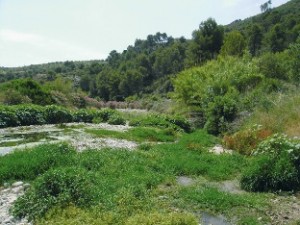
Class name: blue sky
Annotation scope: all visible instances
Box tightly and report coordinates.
[0,0,289,67]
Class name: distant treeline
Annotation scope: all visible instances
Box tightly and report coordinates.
[0,0,299,101]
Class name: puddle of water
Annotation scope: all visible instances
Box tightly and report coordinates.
[0,123,137,155]
[177,176,195,187]
[0,132,59,147]
[201,211,231,225]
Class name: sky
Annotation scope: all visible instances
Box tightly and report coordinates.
[0,0,290,67]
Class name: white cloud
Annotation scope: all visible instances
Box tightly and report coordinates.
[0,29,41,43]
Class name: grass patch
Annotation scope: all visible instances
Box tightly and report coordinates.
[0,129,274,224]
[152,130,245,180]
[176,186,269,224]
[0,143,76,183]
[86,127,177,142]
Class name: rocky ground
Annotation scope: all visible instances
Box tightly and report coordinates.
[0,123,137,155]
[0,182,31,225]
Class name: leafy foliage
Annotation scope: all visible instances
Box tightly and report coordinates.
[241,134,300,192]
[44,105,73,124]
[172,56,265,134]
[13,167,94,220]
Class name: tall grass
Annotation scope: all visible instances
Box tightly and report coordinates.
[245,93,300,137]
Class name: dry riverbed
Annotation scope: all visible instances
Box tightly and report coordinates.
[0,123,137,155]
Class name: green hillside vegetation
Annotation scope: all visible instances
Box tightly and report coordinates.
[1,0,299,102]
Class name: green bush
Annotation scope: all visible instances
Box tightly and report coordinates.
[15,105,45,126]
[0,106,19,128]
[204,94,238,135]
[44,105,73,124]
[73,109,95,123]
[93,108,117,123]
[241,134,300,192]
[223,126,272,155]
[129,113,191,132]
[13,167,94,220]
[257,52,290,81]
[172,56,263,133]
[107,114,126,125]
[166,115,192,133]
[0,79,53,105]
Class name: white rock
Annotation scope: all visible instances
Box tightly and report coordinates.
[11,182,23,188]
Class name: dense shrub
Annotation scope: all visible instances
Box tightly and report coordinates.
[0,106,19,128]
[0,104,127,128]
[0,89,32,105]
[13,167,94,220]
[71,93,87,108]
[204,94,238,135]
[44,105,73,124]
[129,113,191,131]
[0,79,53,105]
[241,134,300,192]
[73,109,95,123]
[223,125,272,155]
[165,115,192,133]
[15,105,45,126]
[50,91,70,106]
[172,56,264,134]
[93,108,118,123]
[257,52,290,80]
[107,114,126,125]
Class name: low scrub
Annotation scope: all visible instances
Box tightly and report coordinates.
[0,104,128,128]
[13,167,94,220]
[129,113,191,132]
[44,105,73,124]
[15,105,46,126]
[223,125,272,155]
[0,106,19,128]
[244,93,300,137]
[107,114,126,125]
[241,134,300,192]
[72,109,95,123]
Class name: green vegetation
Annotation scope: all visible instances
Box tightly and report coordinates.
[1,0,299,102]
[241,134,300,192]
[128,113,191,132]
[0,131,267,224]
[0,1,300,224]
[86,127,177,143]
[0,105,124,128]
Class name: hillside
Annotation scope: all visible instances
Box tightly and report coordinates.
[1,0,299,101]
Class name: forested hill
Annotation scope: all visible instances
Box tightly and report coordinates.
[1,0,299,101]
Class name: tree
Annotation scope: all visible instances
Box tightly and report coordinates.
[260,0,272,13]
[248,24,263,56]
[186,18,224,66]
[268,24,286,52]
[79,74,91,92]
[220,31,246,56]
